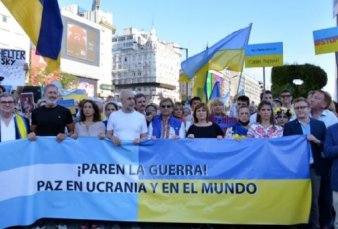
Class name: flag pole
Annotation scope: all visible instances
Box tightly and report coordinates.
[236,23,253,96]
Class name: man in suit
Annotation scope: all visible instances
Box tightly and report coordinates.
[0,93,30,142]
[284,97,328,229]
[324,123,338,229]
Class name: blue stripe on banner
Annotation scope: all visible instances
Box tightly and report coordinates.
[0,192,138,228]
[313,26,338,41]
[245,42,283,56]
[138,136,309,180]
[37,0,63,59]
[0,137,139,171]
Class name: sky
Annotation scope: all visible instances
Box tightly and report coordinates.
[59,0,337,99]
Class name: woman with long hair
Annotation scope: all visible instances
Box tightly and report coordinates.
[187,103,223,139]
[247,101,283,138]
[71,100,105,139]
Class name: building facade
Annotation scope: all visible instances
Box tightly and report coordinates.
[112,27,181,103]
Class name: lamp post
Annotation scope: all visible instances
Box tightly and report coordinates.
[173,46,189,102]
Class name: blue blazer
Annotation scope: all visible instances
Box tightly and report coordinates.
[324,123,338,190]
[283,118,329,176]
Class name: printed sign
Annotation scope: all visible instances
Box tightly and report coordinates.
[0,136,311,228]
[0,48,26,87]
[245,42,283,67]
[313,26,338,54]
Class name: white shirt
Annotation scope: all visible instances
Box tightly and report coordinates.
[107,110,148,141]
[311,109,338,128]
[1,116,16,142]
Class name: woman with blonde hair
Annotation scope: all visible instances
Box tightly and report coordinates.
[209,98,236,134]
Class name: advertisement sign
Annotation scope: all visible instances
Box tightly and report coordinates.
[245,42,283,67]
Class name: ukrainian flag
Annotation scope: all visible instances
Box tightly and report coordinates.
[2,0,63,73]
[181,24,252,101]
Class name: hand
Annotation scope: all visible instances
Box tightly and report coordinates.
[146,114,153,122]
[307,134,320,145]
[56,133,67,142]
[171,135,180,140]
[111,135,121,146]
[98,133,105,140]
[187,134,194,139]
[27,132,36,141]
[133,138,140,145]
[71,133,78,139]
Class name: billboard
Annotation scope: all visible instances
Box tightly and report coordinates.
[61,15,100,66]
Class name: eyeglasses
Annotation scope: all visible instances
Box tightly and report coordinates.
[161,105,172,109]
[294,106,308,110]
[280,95,292,98]
[278,115,288,119]
[0,101,15,105]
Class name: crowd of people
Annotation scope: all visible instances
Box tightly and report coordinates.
[1,83,338,229]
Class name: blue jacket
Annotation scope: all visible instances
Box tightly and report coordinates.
[283,118,329,176]
[324,123,338,191]
[150,115,182,139]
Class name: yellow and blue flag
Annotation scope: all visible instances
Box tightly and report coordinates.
[181,24,252,78]
[181,24,252,101]
[2,0,63,73]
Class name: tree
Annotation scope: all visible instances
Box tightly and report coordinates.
[60,72,78,89]
[271,64,327,98]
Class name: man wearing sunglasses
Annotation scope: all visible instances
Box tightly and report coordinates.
[148,98,185,139]
[279,89,293,110]
[0,93,30,142]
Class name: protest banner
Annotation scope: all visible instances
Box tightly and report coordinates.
[0,136,311,228]
[0,48,26,87]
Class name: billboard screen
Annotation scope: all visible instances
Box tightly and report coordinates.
[61,15,100,66]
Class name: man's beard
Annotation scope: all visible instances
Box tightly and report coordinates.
[45,98,57,106]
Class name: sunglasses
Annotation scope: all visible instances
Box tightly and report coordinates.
[0,101,15,104]
[161,105,172,109]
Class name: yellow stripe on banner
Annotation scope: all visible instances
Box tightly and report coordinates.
[138,180,311,225]
[245,54,283,67]
[2,0,43,46]
[315,41,338,54]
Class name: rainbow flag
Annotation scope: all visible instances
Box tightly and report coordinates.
[181,24,252,101]
[2,0,63,73]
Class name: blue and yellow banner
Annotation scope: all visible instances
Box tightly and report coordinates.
[0,136,310,228]
[245,42,283,67]
[313,26,338,54]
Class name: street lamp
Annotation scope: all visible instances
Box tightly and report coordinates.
[173,46,189,102]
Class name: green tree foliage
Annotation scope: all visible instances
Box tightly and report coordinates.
[60,72,78,89]
[271,64,327,98]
